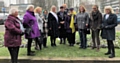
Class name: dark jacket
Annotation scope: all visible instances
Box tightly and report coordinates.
[57,11,66,38]
[75,12,89,29]
[90,11,102,30]
[48,12,59,38]
[65,14,76,33]
[101,14,117,40]
[4,15,22,47]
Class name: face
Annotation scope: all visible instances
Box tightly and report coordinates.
[60,8,64,12]
[29,7,34,12]
[37,8,42,14]
[79,6,84,12]
[52,7,56,12]
[14,11,18,17]
[63,4,67,9]
[92,6,98,12]
[44,11,47,14]
[105,9,111,14]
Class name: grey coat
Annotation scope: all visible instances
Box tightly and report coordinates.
[101,14,117,40]
[75,12,89,29]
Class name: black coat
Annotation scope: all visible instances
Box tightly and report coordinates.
[57,11,66,38]
[48,12,59,38]
[101,14,117,40]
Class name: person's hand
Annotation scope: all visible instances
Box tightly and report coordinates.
[60,21,65,24]
[49,28,51,30]
[86,24,88,27]
[59,26,61,29]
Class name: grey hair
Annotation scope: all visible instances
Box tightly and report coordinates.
[26,5,34,10]
[9,8,18,15]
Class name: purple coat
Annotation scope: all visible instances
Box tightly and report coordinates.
[4,15,22,47]
[23,11,40,39]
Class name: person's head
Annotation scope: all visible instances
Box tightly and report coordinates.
[69,8,74,14]
[34,7,42,14]
[92,5,99,12]
[26,5,34,12]
[79,5,86,13]
[62,4,67,9]
[104,6,114,14]
[51,5,57,12]
[60,6,64,12]
[9,8,18,17]
[44,10,48,15]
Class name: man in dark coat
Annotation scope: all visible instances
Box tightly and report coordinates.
[101,6,117,58]
[90,5,102,51]
[57,6,67,44]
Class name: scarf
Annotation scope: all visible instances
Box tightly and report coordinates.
[92,11,99,21]
[70,11,76,33]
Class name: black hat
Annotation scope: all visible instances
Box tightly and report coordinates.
[69,8,74,11]
[60,6,64,9]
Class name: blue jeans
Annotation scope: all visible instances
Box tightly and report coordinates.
[78,29,87,48]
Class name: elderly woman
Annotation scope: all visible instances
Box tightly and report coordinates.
[34,7,48,49]
[4,8,24,63]
[48,5,59,47]
[23,5,40,56]
[101,6,117,58]
[75,5,89,49]
[65,8,76,46]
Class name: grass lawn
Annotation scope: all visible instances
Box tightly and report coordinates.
[0,32,120,58]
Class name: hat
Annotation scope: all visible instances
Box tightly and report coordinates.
[60,6,64,9]
[69,8,74,11]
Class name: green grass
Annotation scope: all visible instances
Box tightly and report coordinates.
[0,32,120,58]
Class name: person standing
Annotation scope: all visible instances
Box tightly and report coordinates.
[43,10,49,48]
[57,6,67,44]
[23,5,40,56]
[101,6,117,58]
[48,5,59,47]
[34,7,48,49]
[65,8,76,46]
[90,5,102,51]
[75,5,89,49]
[62,4,69,15]
[4,8,24,63]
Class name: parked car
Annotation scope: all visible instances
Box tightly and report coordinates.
[117,14,120,24]
[0,13,9,25]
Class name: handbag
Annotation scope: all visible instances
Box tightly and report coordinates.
[25,27,32,36]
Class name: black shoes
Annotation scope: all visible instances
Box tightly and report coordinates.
[105,52,111,55]
[27,51,35,56]
[109,54,115,58]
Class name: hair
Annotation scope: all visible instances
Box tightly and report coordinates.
[92,5,99,9]
[62,4,67,7]
[50,5,56,11]
[9,8,18,15]
[34,6,42,13]
[79,5,86,13]
[26,5,34,10]
[104,6,114,14]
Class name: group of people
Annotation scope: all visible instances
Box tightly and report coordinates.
[4,3,117,63]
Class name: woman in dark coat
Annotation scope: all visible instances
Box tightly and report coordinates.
[48,5,59,47]
[101,6,117,58]
[57,6,66,44]
[4,8,24,63]
[90,5,102,51]
[65,8,76,46]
